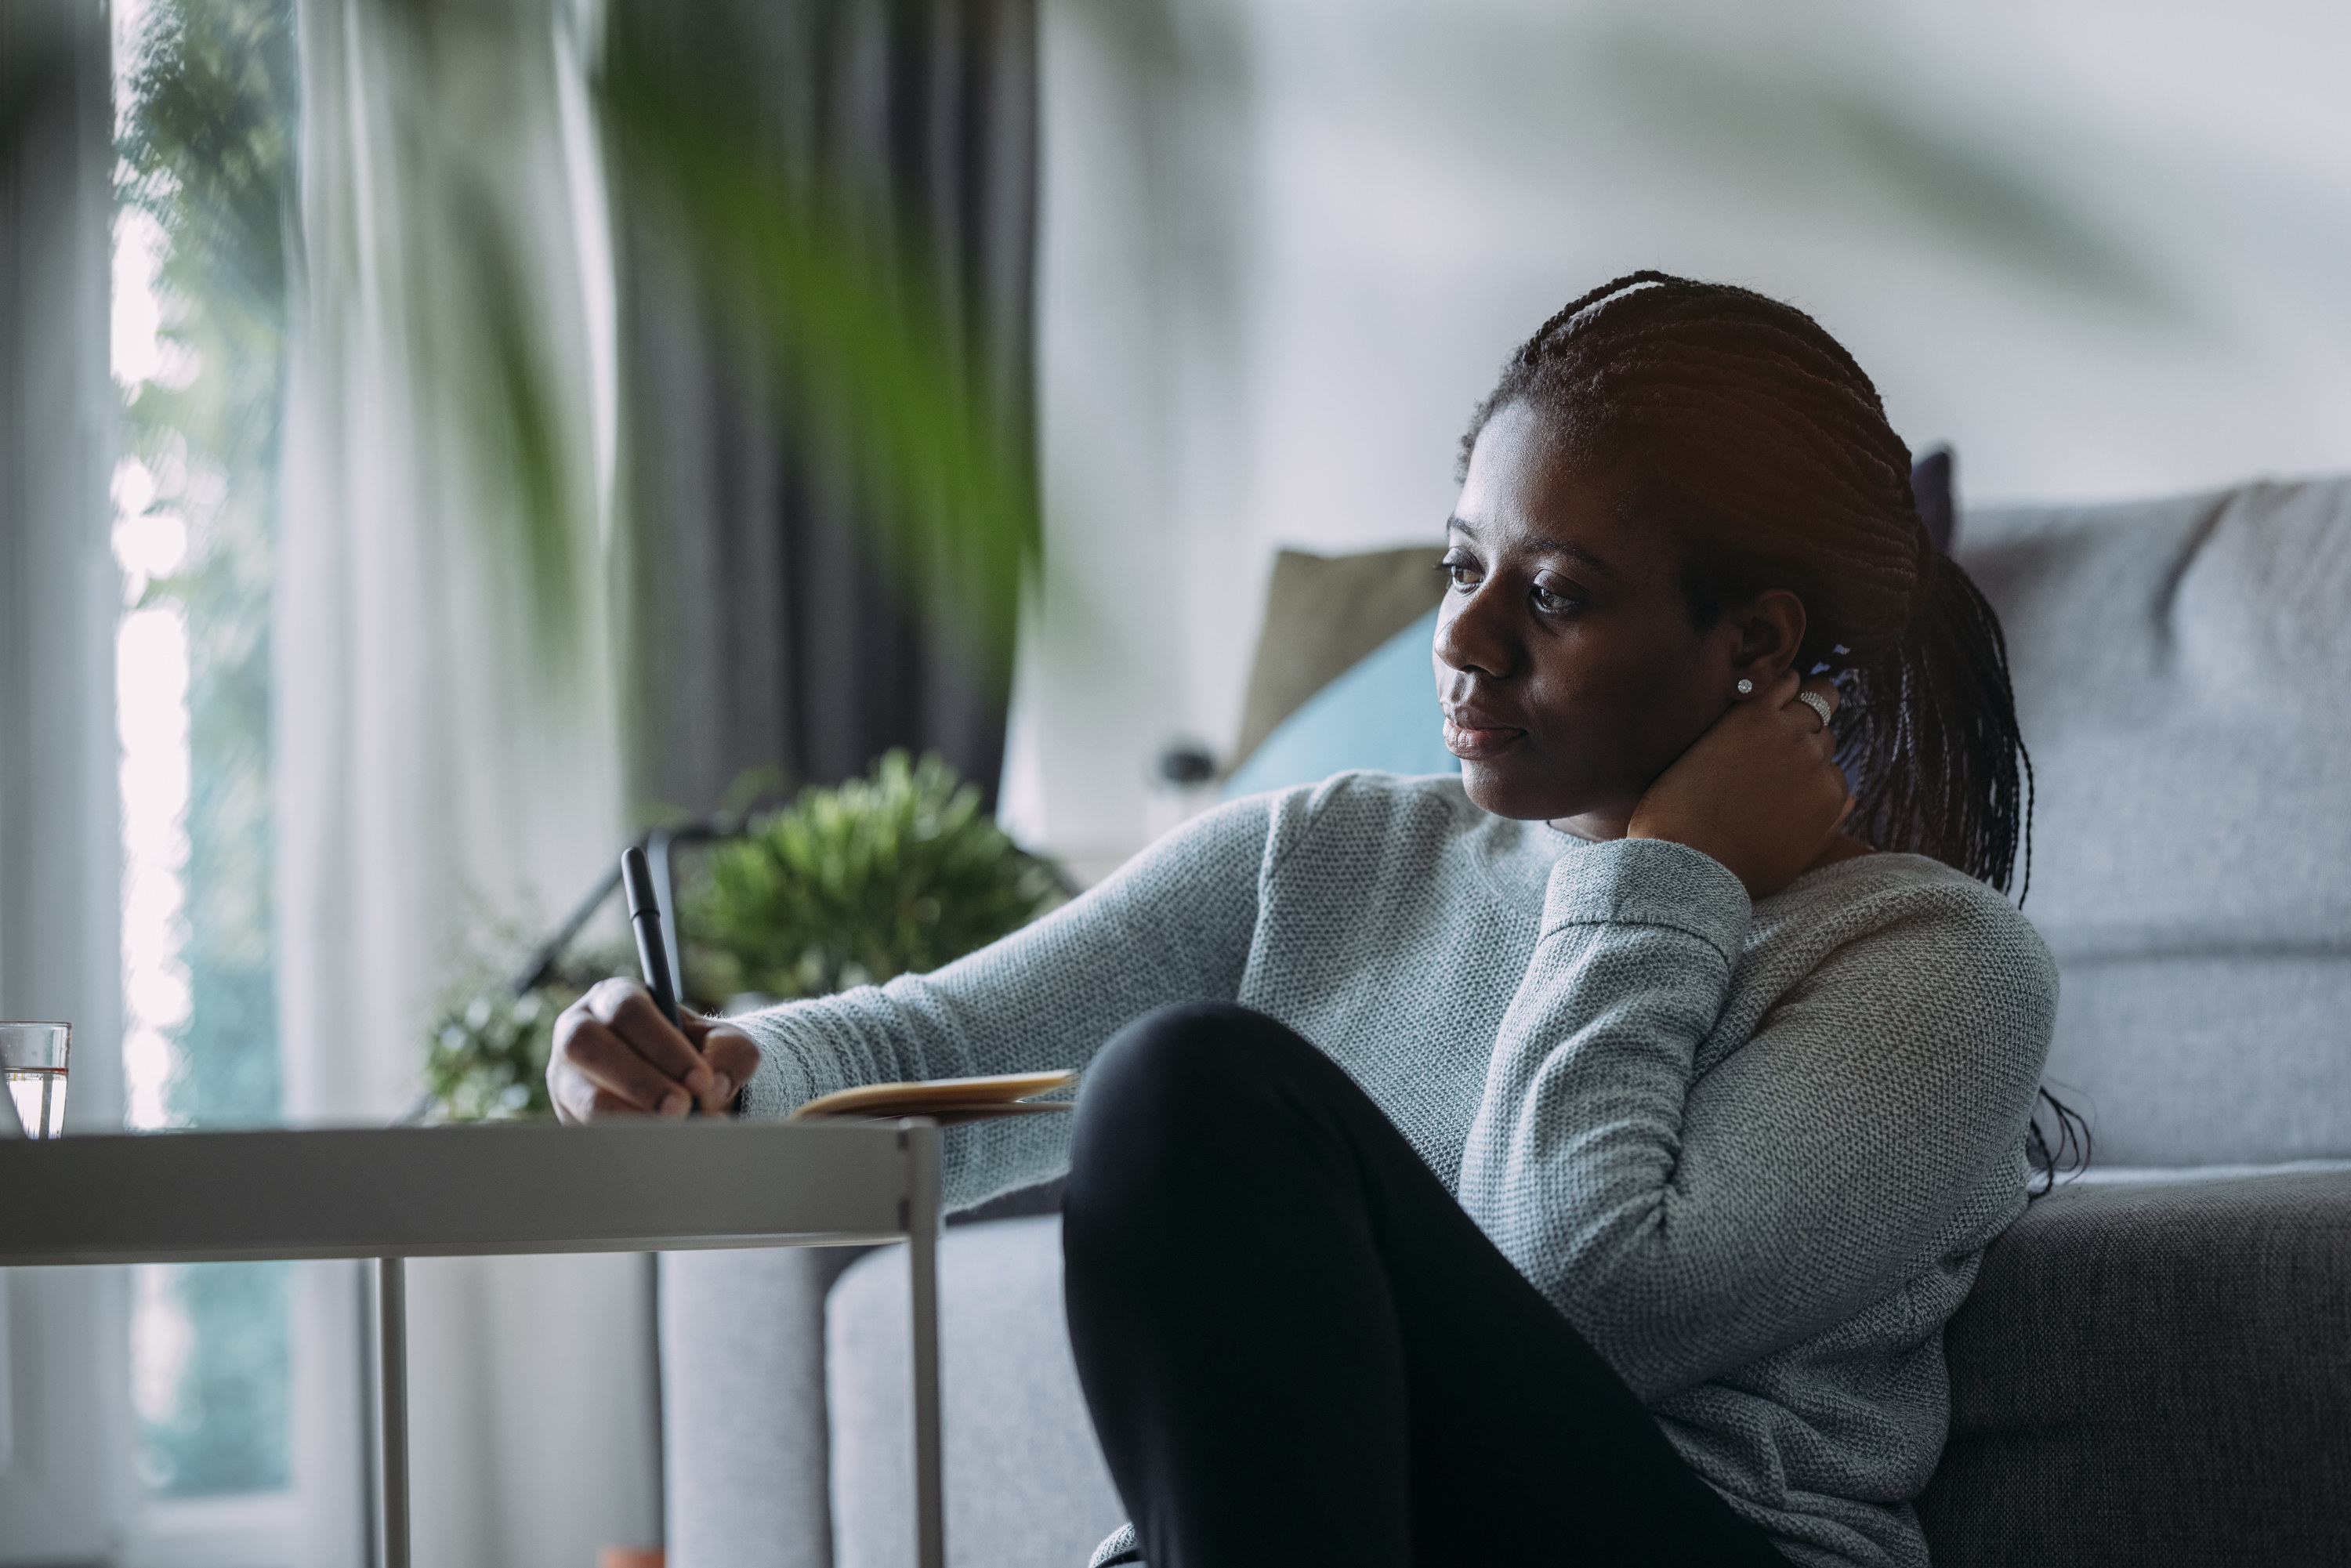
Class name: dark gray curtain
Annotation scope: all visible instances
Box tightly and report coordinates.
[614,0,1038,817]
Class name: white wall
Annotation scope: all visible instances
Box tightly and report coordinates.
[1002,0,2351,869]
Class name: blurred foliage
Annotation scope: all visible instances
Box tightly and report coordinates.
[683,751,1063,1004]
[118,0,295,362]
[422,916,633,1122]
[441,166,588,660]
[114,0,296,1502]
[393,0,593,663]
[424,984,571,1123]
[596,0,1038,668]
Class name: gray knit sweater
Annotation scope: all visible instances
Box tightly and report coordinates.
[737,772,2058,1568]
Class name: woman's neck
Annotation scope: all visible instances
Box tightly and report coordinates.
[1547,810,1627,844]
[1551,813,1875,878]
[1804,831,1875,875]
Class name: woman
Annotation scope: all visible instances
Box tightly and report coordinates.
[551,273,2060,1568]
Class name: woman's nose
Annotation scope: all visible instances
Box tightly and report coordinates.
[1433,583,1514,678]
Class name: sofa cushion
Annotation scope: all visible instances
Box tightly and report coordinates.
[1229,545,1446,772]
[1220,606,1459,798]
[662,1246,864,1568]
[1956,478,2351,1164]
[2034,955,2351,1165]
[1919,1168,2351,1566]
[1913,445,1957,554]
[828,1215,1125,1568]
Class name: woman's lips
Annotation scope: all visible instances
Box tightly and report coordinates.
[1442,716,1527,760]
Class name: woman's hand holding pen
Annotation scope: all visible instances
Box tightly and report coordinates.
[549,979,759,1122]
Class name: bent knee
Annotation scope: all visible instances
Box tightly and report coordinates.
[1080,1001,1310,1121]
[1068,1005,1304,1235]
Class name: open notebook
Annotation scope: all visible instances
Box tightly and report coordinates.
[785,1070,1078,1126]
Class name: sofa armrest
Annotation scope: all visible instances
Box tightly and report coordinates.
[1921,1169,2351,1566]
[662,1247,871,1568]
[659,1179,1066,1567]
[828,1214,1125,1568]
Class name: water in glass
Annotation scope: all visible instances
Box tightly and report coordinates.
[6,1067,67,1138]
[0,1023,71,1138]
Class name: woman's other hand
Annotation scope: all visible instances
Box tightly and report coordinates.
[1626,672,1853,900]
[549,979,759,1123]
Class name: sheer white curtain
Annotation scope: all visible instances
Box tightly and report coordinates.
[280,2,657,1564]
[0,0,129,1557]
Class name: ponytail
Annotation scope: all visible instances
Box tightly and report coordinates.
[1849,545,2081,1195]
[1839,545,2034,898]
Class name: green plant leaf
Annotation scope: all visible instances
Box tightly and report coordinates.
[680,751,1062,1005]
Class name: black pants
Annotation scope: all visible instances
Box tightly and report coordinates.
[1063,1002,1790,1568]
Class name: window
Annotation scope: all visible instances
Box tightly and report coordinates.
[111,0,299,1537]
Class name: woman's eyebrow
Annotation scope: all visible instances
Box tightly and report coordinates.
[1533,539,1617,576]
[1447,517,1615,577]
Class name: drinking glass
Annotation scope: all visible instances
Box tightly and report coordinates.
[2,1022,71,1139]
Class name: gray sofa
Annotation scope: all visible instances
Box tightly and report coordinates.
[663,476,2351,1566]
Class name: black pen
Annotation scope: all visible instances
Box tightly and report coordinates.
[620,846,681,1028]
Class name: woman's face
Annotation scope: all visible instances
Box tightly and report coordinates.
[1435,401,1778,832]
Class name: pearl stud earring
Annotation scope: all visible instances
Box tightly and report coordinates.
[1736,679,1754,696]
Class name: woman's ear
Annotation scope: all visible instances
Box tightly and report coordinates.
[1726,588,1807,693]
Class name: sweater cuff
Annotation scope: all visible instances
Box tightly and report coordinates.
[1542,836,1751,962]
[732,1010,839,1121]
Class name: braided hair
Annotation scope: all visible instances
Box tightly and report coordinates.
[1465,272,2085,1187]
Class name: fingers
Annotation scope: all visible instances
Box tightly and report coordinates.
[549,984,766,1122]
[679,1019,759,1114]
[550,1045,625,1124]
[1780,676,1839,725]
[1770,676,1849,829]
[549,1001,599,1123]
[588,979,715,1097]
[560,1016,694,1117]
[550,979,701,1122]
[1774,675,1843,759]
[588,1088,650,1120]
[551,1061,588,1124]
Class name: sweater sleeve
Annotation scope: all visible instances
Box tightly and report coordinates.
[1457,837,2056,1403]
[730,792,1274,1208]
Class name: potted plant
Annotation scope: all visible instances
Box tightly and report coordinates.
[424,751,1062,1119]
[681,748,1063,1005]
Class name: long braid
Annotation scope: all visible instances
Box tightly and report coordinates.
[1467,273,2080,1188]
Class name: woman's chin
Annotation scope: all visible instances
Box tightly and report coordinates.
[1457,760,1585,824]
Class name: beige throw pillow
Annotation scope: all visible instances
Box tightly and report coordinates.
[1230,545,1445,774]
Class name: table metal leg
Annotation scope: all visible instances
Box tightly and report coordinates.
[904,1125,945,1568]
[376,1257,411,1568]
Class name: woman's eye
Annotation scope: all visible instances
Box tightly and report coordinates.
[1439,555,1481,588]
[1531,577,1583,615]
